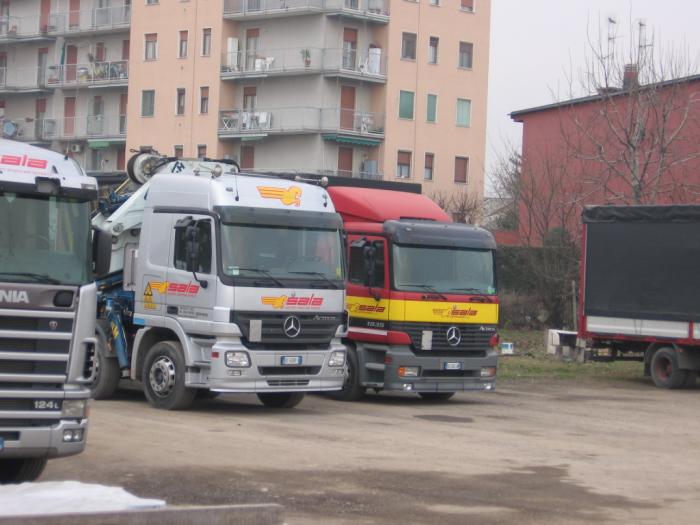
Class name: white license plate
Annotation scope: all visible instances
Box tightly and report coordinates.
[281,356,302,366]
[443,362,463,370]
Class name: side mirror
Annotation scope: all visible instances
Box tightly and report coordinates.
[184,225,202,273]
[92,227,112,277]
[363,244,378,288]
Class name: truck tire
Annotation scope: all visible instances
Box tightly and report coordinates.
[650,347,689,389]
[419,392,455,401]
[90,350,120,400]
[142,341,196,410]
[257,392,305,409]
[0,458,48,484]
[327,346,365,402]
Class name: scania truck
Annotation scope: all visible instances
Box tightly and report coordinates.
[0,140,98,483]
[89,152,347,410]
[325,182,499,401]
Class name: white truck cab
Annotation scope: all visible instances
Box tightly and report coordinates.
[0,139,98,483]
[92,155,347,410]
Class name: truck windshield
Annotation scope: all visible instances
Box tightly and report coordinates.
[0,193,92,285]
[392,244,496,295]
[221,224,344,286]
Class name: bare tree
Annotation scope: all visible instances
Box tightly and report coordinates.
[488,145,522,230]
[429,190,451,212]
[450,189,483,224]
[560,15,700,204]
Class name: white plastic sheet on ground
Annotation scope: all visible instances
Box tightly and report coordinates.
[0,481,166,517]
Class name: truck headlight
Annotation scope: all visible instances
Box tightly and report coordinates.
[328,350,346,367]
[61,400,87,418]
[225,351,251,368]
[481,367,497,378]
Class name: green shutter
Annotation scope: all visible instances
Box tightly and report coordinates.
[456,99,471,127]
[399,91,415,119]
[427,94,437,122]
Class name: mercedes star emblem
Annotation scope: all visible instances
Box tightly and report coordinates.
[283,316,301,338]
[49,320,58,331]
[446,326,462,347]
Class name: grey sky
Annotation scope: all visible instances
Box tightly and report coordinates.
[486,0,700,176]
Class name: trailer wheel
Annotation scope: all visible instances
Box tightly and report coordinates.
[327,346,365,402]
[142,341,196,410]
[650,347,689,389]
[257,392,305,409]
[90,350,121,400]
[0,458,48,484]
[419,392,455,401]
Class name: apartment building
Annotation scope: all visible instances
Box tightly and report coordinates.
[0,0,130,170]
[2,0,490,197]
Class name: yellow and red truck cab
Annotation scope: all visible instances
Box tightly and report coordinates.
[326,183,499,401]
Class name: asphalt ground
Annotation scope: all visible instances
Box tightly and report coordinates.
[44,378,700,524]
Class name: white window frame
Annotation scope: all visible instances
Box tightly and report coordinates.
[456,98,472,128]
[144,34,158,61]
[202,28,212,57]
[141,90,155,117]
[178,30,189,59]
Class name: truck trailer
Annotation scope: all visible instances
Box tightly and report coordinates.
[89,152,347,410]
[577,205,700,389]
[325,182,499,400]
[0,140,99,483]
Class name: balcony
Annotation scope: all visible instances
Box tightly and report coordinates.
[47,61,129,89]
[324,0,389,23]
[223,0,388,22]
[218,107,384,140]
[323,48,386,83]
[1,118,55,144]
[221,47,386,83]
[223,0,325,21]
[0,66,54,94]
[48,5,131,37]
[0,15,56,43]
[54,115,127,141]
[221,48,324,79]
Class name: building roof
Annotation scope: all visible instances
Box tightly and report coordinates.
[510,73,700,121]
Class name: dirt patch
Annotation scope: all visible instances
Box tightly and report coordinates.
[413,414,474,424]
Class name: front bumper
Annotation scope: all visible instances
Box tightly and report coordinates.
[0,418,88,459]
[191,340,347,393]
[364,343,498,393]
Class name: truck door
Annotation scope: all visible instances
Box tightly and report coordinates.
[165,214,217,324]
[346,234,390,335]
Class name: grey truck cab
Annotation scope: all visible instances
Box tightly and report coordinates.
[0,139,97,483]
[91,154,347,410]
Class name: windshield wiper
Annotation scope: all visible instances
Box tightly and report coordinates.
[288,271,339,289]
[449,287,494,302]
[0,272,62,285]
[234,267,285,287]
[401,284,448,301]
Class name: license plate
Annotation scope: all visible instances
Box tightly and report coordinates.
[281,356,302,366]
[443,362,463,371]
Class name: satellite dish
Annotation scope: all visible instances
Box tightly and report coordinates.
[2,121,18,139]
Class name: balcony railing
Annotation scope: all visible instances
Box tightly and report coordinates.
[223,0,324,17]
[48,5,131,35]
[1,118,55,143]
[219,107,384,137]
[0,14,54,40]
[0,66,53,91]
[324,0,389,18]
[47,61,129,87]
[221,47,324,76]
[323,48,386,78]
[221,47,386,80]
[56,115,127,140]
[223,0,388,20]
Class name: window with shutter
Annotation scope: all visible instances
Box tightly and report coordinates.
[424,153,434,181]
[454,157,469,183]
[426,94,437,122]
[399,91,414,119]
[397,151,411,179]
[456,98,471,127]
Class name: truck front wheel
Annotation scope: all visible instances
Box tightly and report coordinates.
[142,341,196,410]
[328,346,365,402]
[0,458,48,484]
[257,392,305,408]
[651,347,689,389]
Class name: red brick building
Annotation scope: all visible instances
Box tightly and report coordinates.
[509,71,700,245]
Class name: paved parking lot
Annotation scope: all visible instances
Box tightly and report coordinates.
[44,379,700,524]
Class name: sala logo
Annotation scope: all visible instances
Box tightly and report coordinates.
[0,290,29,304]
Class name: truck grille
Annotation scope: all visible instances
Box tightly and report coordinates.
[258,366,322,376]
[0,306,74,428]
[232,311,342,350]
[390,322,493,357]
